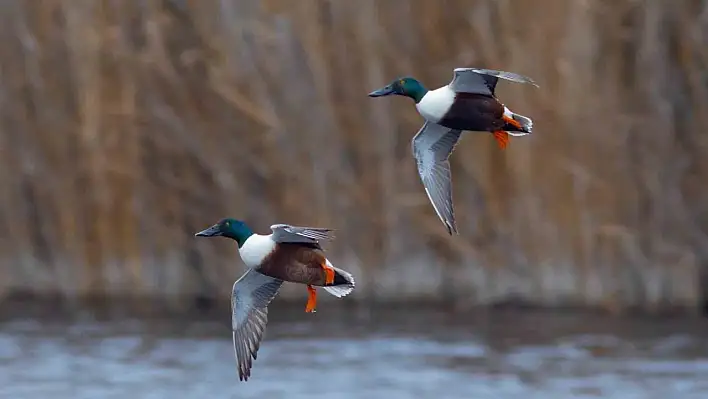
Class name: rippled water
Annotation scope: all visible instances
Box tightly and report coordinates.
[1,303,708,398]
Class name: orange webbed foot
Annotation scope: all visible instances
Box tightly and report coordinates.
[305,285,317,313]
[493,130,510,149]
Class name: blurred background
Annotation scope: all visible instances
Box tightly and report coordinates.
[1,0,708,398]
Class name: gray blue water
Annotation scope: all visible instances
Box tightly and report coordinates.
[1,303,708,398]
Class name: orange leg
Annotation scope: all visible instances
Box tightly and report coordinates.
[305,285,317,313]
[322,262,335,285]
[493,130,510,149]
[502,114,522,129]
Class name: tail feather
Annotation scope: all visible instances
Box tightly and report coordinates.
[502,106,533,136]
[322,260,355,298]
[323,284,354,298]
[510,112,533,134]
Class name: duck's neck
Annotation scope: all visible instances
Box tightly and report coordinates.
[224,229,254,248]
[406,85,428,104]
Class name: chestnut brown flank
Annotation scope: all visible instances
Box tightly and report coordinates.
[438,93,505,131]
[257,243,329,286]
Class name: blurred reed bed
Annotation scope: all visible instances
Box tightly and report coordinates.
[0,0,706,313]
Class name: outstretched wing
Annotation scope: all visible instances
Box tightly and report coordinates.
[449,67,539,95]
[269,224,335,245]
[412,121,463,235]
[231,269,283,382]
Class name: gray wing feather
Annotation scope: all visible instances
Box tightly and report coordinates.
[231,269,283,381]
[412,122,463,235]
[450,68,539,95]
[270,224,335,244]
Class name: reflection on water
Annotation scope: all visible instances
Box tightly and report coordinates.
[1,303,708,398]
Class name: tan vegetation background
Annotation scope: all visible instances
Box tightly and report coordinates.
[0,0,707,313]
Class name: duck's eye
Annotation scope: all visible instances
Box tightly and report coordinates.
[399,79,405,86]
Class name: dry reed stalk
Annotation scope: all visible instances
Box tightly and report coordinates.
[0,0,705,313]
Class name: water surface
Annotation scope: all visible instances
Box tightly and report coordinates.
[1,303,707,398]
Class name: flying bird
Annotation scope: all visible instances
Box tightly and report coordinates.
[195,218,355,381]
[368,67,538,234]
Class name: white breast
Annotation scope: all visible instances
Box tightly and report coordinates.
[415,86,455,123]
[238,234,276,268]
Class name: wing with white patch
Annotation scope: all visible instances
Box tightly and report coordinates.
[231,269,283,381]
[450,68,539,95]
[412,121,463,235]
[269,224,335,244]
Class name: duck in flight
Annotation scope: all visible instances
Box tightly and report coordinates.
[195,218,355,381]
[368,68,538,234]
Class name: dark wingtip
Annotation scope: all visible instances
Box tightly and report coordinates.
[526,77,540,88]
[447,222,459,236]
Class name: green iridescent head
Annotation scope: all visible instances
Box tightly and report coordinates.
[368,77,428,103]
[194,218,254,248]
